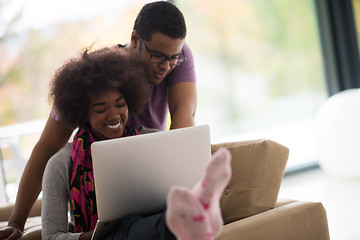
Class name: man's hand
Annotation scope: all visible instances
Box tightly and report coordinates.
[0,226,23,240]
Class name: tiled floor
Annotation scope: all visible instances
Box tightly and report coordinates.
[279,168,360,240]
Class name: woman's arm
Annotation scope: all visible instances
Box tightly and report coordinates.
[0,116,73,239]
[41,143,81,240]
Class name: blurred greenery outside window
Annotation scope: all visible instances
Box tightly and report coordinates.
[353,0,360,52]
[0,0,158,203]
[177,0,328,168]
[1,0,328,202]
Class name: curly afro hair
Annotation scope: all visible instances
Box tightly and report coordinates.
[133,1,186,41]
[49,47,150,129]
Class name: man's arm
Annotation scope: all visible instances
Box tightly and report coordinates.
[168,81,197,129]
[0,117,73,240]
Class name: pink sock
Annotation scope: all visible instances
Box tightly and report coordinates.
[192,147,232,237]
[166,186,213,240]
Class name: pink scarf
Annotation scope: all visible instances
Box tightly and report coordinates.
[69,123,138,232]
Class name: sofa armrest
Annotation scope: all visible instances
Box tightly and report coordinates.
[0,199,42,240]
[0,204,15,222]
[0,198,42,222]
[216,201,330,240]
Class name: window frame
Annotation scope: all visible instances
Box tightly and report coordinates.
[315,0,360,95]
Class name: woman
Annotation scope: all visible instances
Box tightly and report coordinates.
[42,47,231,240]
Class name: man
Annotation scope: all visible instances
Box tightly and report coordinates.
[0,1,197,239]
[122,0,196,132]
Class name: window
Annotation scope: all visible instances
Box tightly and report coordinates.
[2,0,354,204]
[176,0,328,168]
[0,0,158,203]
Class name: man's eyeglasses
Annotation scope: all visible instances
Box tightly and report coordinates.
[138,34,186,66]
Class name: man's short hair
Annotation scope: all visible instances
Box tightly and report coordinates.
[133,1,186,41]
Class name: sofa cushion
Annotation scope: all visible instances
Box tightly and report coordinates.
[211,139,289,224]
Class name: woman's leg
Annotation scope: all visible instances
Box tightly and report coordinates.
[106,212,175,240]
[192,147,232,236]
[166,187,213,240]
[166,148,232,240]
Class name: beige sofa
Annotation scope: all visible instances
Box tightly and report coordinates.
[0,139,330,240]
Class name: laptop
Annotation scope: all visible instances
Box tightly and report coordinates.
[90,125,211,240]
